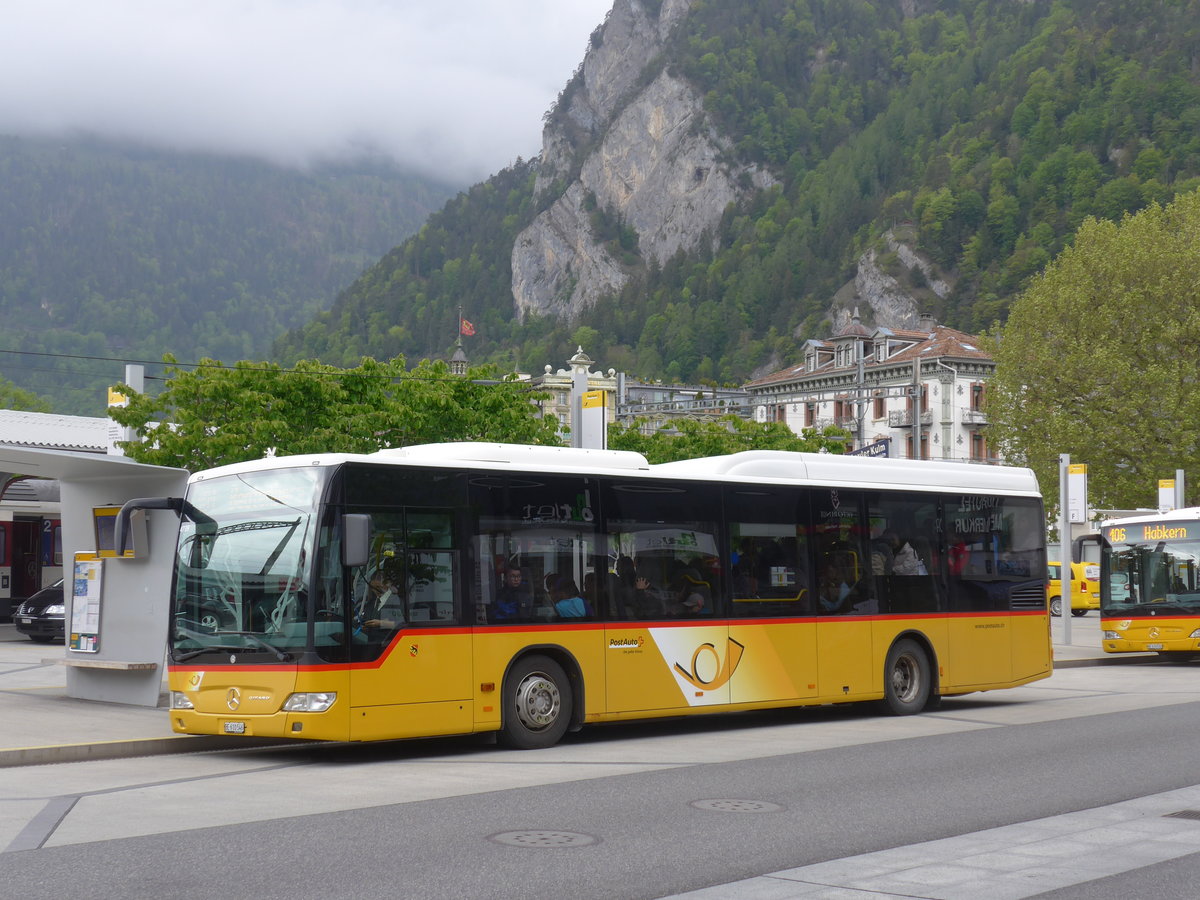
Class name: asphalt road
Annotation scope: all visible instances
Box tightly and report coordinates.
[3,658,1200,899]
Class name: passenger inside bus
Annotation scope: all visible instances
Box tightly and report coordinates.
[550,577,591,618]
[493,565,533,621]
[670,566,710,615]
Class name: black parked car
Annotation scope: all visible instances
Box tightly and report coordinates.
[13,579,65,644]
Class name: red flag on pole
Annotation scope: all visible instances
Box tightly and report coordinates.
[460,318,476,336]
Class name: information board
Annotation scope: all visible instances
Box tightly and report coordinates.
[69,553,104,653]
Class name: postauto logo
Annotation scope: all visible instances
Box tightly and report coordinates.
[673,638,746,691]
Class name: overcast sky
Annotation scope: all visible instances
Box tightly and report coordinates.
[1,0,614,185]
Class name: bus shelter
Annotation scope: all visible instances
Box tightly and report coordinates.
[0,445,187,706]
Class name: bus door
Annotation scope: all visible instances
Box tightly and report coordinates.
[602,481,729,713]
[347,508,473,741]
[725,488,818,705]
[812,490,875,697]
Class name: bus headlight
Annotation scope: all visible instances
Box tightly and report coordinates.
[282,692,337,712]
[1189,629,1200,639]
[1102,631,1122,640]
[171,692,195,709]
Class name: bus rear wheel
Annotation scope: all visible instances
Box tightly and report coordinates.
[881,639,930,715]
[499,655,572,750]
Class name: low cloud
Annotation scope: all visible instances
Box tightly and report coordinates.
[1,0,612,184]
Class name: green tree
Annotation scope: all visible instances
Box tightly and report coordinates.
[108,355,562,471]
[988,189,1200,510]
[0,376,51,412]
[608,415,850,464]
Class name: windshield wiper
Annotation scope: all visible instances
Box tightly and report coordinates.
[218,630,293,661]
[173,643,247,663]
[174,631,293,662]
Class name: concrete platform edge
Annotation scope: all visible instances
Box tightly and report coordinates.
[0,736,288,769]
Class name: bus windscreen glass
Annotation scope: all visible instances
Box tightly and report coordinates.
[170,467,324,661]
[1101,522,1200,615]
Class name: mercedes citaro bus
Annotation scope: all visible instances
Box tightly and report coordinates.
[1096,508,1200,656]
[117,442,1051,749]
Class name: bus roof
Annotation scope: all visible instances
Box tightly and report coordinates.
[189,442,1040,497]
[1101,507,1200,528]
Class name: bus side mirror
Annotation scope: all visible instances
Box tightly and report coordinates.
[342,514,371,568]
[1072,533,1102,564]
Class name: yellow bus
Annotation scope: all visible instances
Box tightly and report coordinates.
[119,443,1051,749]
[1099,509,1200,656]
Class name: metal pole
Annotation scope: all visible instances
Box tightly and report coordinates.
[1177,468,1186,509]
[913,358,921,459]
[1058,453,1072,646]
[856,348,865,450]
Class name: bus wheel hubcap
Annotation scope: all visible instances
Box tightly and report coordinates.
[892,655,919,702]
[515,673,560,730]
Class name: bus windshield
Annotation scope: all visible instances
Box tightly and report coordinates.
[1102,525,1200,615]
[170,467,325,661]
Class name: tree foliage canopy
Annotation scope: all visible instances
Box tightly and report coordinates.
[988,189,1200,510]
[107,355,855,471]
[0,375,51,412]
[108,356,562,471]
[608,415,850,464]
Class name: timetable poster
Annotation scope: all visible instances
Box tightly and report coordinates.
[70,554,104,653]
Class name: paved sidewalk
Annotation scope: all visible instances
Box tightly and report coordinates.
[0,621,1151,768]
[670,783,1200,900]
[0,624,268,767]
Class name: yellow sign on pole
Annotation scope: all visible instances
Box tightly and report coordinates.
[1159,479,1176,511]
[580,390,606,448]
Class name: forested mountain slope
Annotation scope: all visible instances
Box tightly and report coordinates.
[0,137,456,413]
[276,0,1200,385]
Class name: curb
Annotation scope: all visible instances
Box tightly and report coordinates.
[0,735,290,769]
[1053,652,1160,669]
[0,651,1153,768]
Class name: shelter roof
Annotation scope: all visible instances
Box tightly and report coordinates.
[0,409,110,453]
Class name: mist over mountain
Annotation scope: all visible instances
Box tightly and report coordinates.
[276,0,1200,385]
[0,136,456,413]
[1,1,612,185]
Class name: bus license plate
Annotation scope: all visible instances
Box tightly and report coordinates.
[1147,643,1164,650]
[223,721,246,734]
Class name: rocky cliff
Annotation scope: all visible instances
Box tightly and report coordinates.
[512,0,775,321]
[830,230,953,333]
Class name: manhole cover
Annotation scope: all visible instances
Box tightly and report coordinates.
[489,830,598,848]
[691,799,783,813]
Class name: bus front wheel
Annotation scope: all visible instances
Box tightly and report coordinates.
[881,639,930,715]
[499,655,572,750]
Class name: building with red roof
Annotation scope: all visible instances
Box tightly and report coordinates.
[744,311,999,463]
